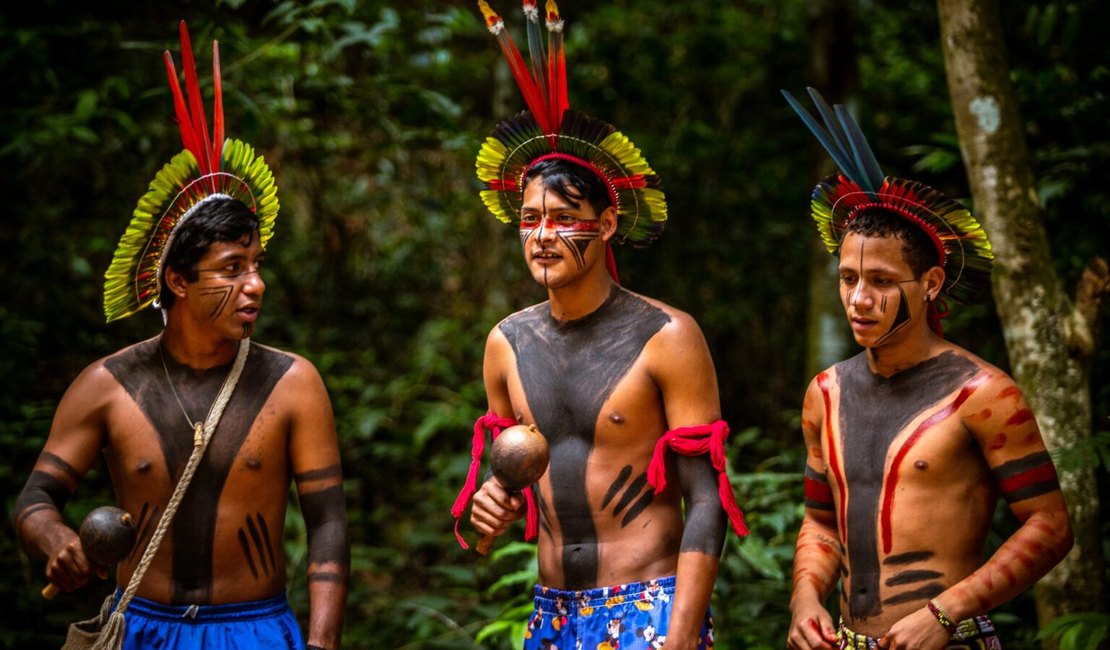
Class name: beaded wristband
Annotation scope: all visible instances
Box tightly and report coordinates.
[927,599,959,635]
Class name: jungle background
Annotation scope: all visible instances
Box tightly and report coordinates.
[1,0,1107,648]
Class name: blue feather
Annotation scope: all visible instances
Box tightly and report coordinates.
[781,90,859,181]
[834,105,884,193]
[782,88,886,196]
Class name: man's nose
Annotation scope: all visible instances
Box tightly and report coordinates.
[243,267,265,296]
[536,216,557,242]
[850,282,873,307]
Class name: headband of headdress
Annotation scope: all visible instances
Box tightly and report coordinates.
[103,21,279,322]
[782,88,993,332]
[475,1,668,280]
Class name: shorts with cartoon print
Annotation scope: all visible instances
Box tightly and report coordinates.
[523,575,714,650]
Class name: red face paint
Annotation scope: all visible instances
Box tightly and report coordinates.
[989,433,1007,450]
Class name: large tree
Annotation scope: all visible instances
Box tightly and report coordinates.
[937,0,1108,629]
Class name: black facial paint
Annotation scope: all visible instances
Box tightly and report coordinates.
[499,287,670,588]
[835,350,976,618]
[872,286,911,347]
[104,338,293,603]
[198,285,233,320]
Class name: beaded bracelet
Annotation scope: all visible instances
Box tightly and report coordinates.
[927,599,959,635]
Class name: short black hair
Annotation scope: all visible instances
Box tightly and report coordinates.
[522,157,613,219]
[159,197,259,310]
[844,208,940,277]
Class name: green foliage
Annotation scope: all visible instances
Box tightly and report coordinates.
[1036,612,1110,650]
[1,1,1107,648]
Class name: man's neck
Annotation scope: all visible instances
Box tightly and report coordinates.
[161,321,241,369]
[864,328,947,378]
[545,272,616,322]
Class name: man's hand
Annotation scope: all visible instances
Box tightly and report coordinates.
[878,607,951,650]
[787,600,838,650]
[45,528,103,593]
[470,476,525,539]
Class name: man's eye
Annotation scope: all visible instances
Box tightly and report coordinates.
[556,214,577,223]
[521,215,540,224]
[840,276,858,285]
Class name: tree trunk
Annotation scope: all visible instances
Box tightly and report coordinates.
[936,0,1107,634]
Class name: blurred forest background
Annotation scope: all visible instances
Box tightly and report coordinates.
[1,0,1107,648]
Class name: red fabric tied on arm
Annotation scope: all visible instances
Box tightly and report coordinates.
[646,419,749,537]
[451,411,540,549]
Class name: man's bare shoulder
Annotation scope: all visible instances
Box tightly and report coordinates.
[72,337,161,396]
[627,291,703,340]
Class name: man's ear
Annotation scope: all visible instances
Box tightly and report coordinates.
[163,266,190,300]
[600,206,619,242]
[924,265,945,301]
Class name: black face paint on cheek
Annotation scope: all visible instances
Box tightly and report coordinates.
[198,284,233,320]
[499,287,670,589]
[104,340,294,603]
[873,286,911,346]
[835,351,976,618]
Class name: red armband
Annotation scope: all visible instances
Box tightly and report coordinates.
[646,419,749,537]
[450,411,540,549]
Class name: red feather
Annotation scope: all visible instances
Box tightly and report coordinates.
[211,40,224,165]
[178,21,214,183]
[163,52,202,169]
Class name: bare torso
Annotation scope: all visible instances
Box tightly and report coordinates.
[99,337,295,604]
[496,287,689,590]
[815,350,1000,634]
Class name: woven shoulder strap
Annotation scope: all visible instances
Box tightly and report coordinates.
[89,339,251,650]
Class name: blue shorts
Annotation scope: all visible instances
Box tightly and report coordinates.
[523,575,714,650]
[110,589,304,649]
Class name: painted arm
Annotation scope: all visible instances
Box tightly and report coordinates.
[14,362,112,593]
[881,373,1073,650]
[787,375,841,650]
[470,327,528,539]
[650,312,726,650]
[288,359,349,650]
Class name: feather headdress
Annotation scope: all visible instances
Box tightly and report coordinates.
[783,88,993,311]
[475,1,667,252]
[103,21,279,322]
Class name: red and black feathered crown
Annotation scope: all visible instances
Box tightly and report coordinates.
[475,1,667,249]
[783,88,994,310]
[103,21,279,322]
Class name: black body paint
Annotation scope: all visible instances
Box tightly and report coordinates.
[499,287,670,589]
[14,472,72,529]
[835,351,976,618]
[299,484,350,569]
[238,512,277,579]
[675,454,728,554]
[883,550,935,566]
[104,338,293,603]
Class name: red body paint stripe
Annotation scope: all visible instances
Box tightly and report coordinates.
[804,477,834,504]
[880,372,988,554]
[999,464,1058,495]
[1005,409,1035,427]
[817,372,847,539]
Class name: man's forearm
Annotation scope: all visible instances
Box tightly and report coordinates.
[790,516,842,611]
[669,550,720,648]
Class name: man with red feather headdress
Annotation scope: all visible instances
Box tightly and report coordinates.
[451,3,749,649]
[13,23,347,649]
